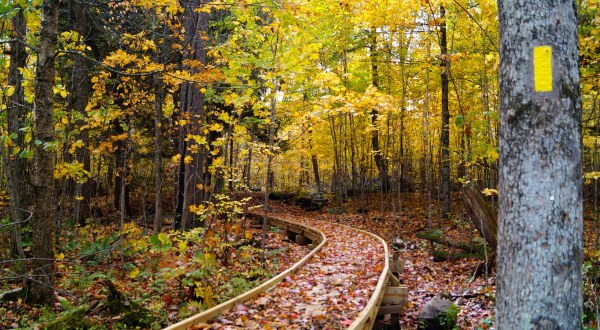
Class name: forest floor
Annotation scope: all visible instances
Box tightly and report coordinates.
[265,193,495,329]
[0,218,311,328]
[2,192,600,329]
[269,191,600,329]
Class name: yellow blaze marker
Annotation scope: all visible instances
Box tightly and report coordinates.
[534,46,553,92]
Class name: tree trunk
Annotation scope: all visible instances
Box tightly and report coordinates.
[439,6,451,219]
[178,0,208,230]
[308,129,321,193]
[113,120,130,215]
[28,0,59,305]
[263,81,279,259]
[153,76,164,234]
[461,182,497,251]
[70,0,93,225]
[311,154,321,193]
[5,4,28,266]
[370,28,389,192]
[496,0,582,328]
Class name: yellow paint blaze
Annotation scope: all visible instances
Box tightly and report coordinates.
[534,46,553,92]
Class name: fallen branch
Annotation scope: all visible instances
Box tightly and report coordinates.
[0,287,22,301]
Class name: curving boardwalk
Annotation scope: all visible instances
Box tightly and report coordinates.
[165,211,407,330]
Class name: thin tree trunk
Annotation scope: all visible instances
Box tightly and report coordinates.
[153,76,164,234]
[369,27,389,192]
[5,5,28,269]
[262,82,279,258]
[29,0,59,305]
[439,5,451,219]
[70,0,93,225]
[424,21,433,228]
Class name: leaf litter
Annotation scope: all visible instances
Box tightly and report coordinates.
[198,209,385,329]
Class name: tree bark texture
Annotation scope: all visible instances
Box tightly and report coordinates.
[178,0,208,230]
[70,0,93,225]
[439,6,451,219]
[29,0,59,305]
[5,5,28,263]
[461,182,498,251]
[497,0,582,328]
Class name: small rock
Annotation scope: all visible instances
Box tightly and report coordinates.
[418,298,458,330]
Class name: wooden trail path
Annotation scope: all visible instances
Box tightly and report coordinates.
[165,211,408,330]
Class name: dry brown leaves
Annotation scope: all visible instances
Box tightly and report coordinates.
[202,211,385,329]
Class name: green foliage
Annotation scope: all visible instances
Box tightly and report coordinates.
[583,257,600,327]
[439,303,459,330]
[149,233,172,252]
[43,306,94,330]
[476,317,494,330]
[219,276,261,301]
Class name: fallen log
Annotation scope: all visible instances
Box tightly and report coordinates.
[415,231,488,254]
[430,250,485,262]
[44,306,93,330]
[461,182,498,251]
[102,279,155,327]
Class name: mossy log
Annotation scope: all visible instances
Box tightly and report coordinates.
[44,306,93,330]
[430,250,485,262]
[415,231,488,254]
[102,279,155,327]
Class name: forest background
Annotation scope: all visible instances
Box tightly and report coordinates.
[0,0,599,328]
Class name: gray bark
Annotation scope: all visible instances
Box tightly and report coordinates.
[29,0,59,305]
[70,0,92,225]
[5,5,28,267]
[178,0,208,230]
[496,0,583,328]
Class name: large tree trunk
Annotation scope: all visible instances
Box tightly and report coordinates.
[5,5,28,266]
[29,0,59,305]
[439,6,451,219]
[496,0,582,328]
[177,0,208,230]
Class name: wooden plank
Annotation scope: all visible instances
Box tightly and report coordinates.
[347,228,391,330]
[388,272,400,286]
[390,259,405,274]
[382,285,408,306]
[164,214,327,330]
[377,304,405,316]
[295,235,310,245]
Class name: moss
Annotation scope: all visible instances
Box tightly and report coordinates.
[43,306,94,330]
[439,303,459,330]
